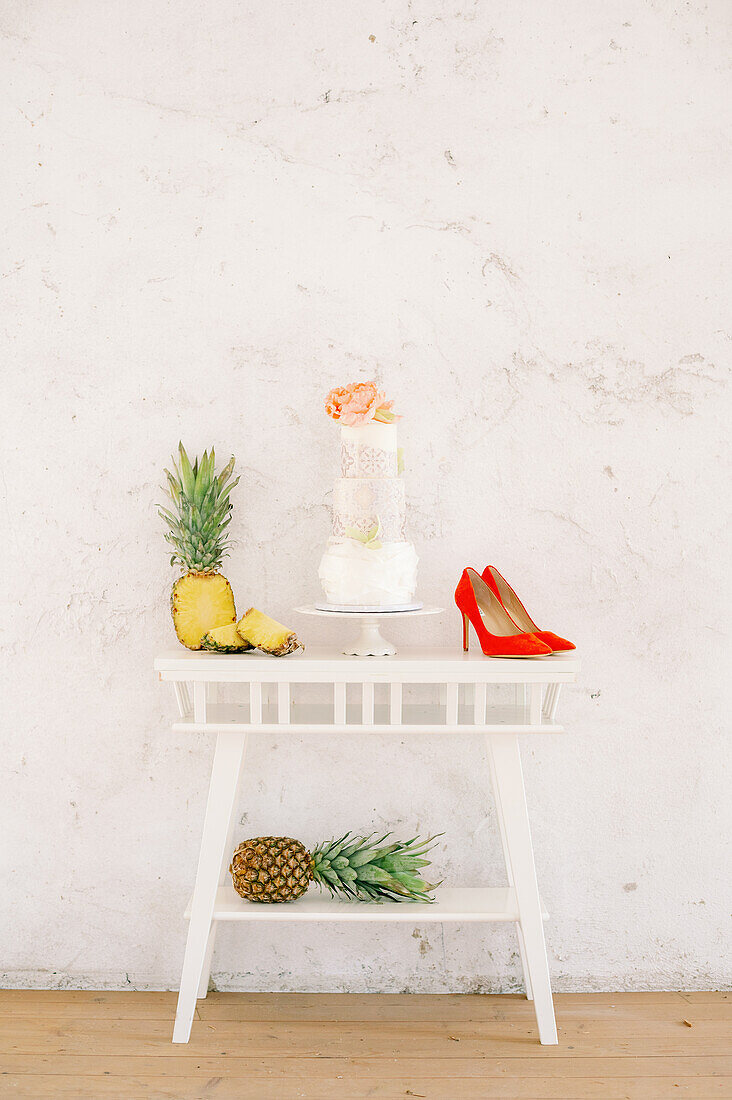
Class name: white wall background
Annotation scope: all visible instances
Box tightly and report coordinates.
[1,0,730,994]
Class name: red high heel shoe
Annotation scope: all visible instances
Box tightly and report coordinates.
[455,568,552,657]
[481,566,575,653]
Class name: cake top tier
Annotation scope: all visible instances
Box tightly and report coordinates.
[341,421,397,450]
[341,422,398,478]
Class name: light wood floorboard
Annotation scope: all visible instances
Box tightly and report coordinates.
[0,991,728,1099]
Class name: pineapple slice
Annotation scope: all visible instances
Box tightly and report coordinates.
[171,571,236,650]
[237,608,303,656]
[201,623,253,653]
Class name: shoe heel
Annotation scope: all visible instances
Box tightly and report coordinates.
[462,612,470,652]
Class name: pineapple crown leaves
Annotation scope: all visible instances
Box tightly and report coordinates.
[310,832,443,904]
[158,442,239,573]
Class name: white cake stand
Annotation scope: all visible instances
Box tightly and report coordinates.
[294,604,444,656]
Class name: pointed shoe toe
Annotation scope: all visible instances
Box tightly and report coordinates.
[502,634,553,658]
[534,631,575,653]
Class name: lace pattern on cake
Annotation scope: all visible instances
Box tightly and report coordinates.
[341,441,397,477]
[332,478,407,541]
[333,512,407,540]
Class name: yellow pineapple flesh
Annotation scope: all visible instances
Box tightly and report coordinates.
[236,608,303,656]
[171,571,236,650]
[201,622,253,653]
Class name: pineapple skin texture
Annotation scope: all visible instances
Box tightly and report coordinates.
[201,623,253,653]
[236,607,302,656]
[230,837,312,903]
[171,571,236,650]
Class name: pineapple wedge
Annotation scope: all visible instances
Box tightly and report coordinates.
[237,608,303,656]
[201,623,253,653]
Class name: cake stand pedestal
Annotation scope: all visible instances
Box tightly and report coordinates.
[294,605,443,656]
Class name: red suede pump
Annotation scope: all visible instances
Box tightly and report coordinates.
[455,568,552,658]
[481,566,575,653]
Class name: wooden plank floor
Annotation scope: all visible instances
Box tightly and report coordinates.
[0,990,729,1098]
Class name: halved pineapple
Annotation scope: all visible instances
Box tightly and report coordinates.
[201,623,253,653]
[160,445,241,650]
[170,571,236,650]
[236,608,303,656]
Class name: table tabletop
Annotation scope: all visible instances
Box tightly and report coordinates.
[155,646,580,683]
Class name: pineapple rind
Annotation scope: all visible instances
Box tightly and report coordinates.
[236,607,302,656]
[201,623,253,653]
[171,571,236,650]
[230,837,312,903]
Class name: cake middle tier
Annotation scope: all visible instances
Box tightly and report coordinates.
[331,477,407,541]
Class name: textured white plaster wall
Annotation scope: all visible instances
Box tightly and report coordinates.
[1,0,730,994]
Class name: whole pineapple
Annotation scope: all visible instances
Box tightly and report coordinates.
[230,832,439,904]
[159,443,240,650]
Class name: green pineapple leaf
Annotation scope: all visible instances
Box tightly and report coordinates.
[193,451,210,509]
[177,443,196,501]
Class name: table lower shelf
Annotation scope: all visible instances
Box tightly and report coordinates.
[185,885,549,923]
[173,703,563,734]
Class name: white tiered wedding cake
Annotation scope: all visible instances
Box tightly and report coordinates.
[318,384,419,609]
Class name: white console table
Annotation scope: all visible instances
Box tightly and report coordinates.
[155,646,579,1045]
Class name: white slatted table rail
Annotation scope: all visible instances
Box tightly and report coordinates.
[155,646,579,1045]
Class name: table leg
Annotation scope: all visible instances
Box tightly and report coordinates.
[172,730,247,1043]
[485,738,533,1001]
[196,731,248,1000]
[196,925,217,1001]
[488,734,558,1045]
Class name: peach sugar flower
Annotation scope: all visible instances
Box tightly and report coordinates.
[324,381,397,425]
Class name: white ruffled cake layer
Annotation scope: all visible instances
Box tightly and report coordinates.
[318,538,418,607]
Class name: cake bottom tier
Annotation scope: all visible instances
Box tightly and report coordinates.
[318,538,418,607]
